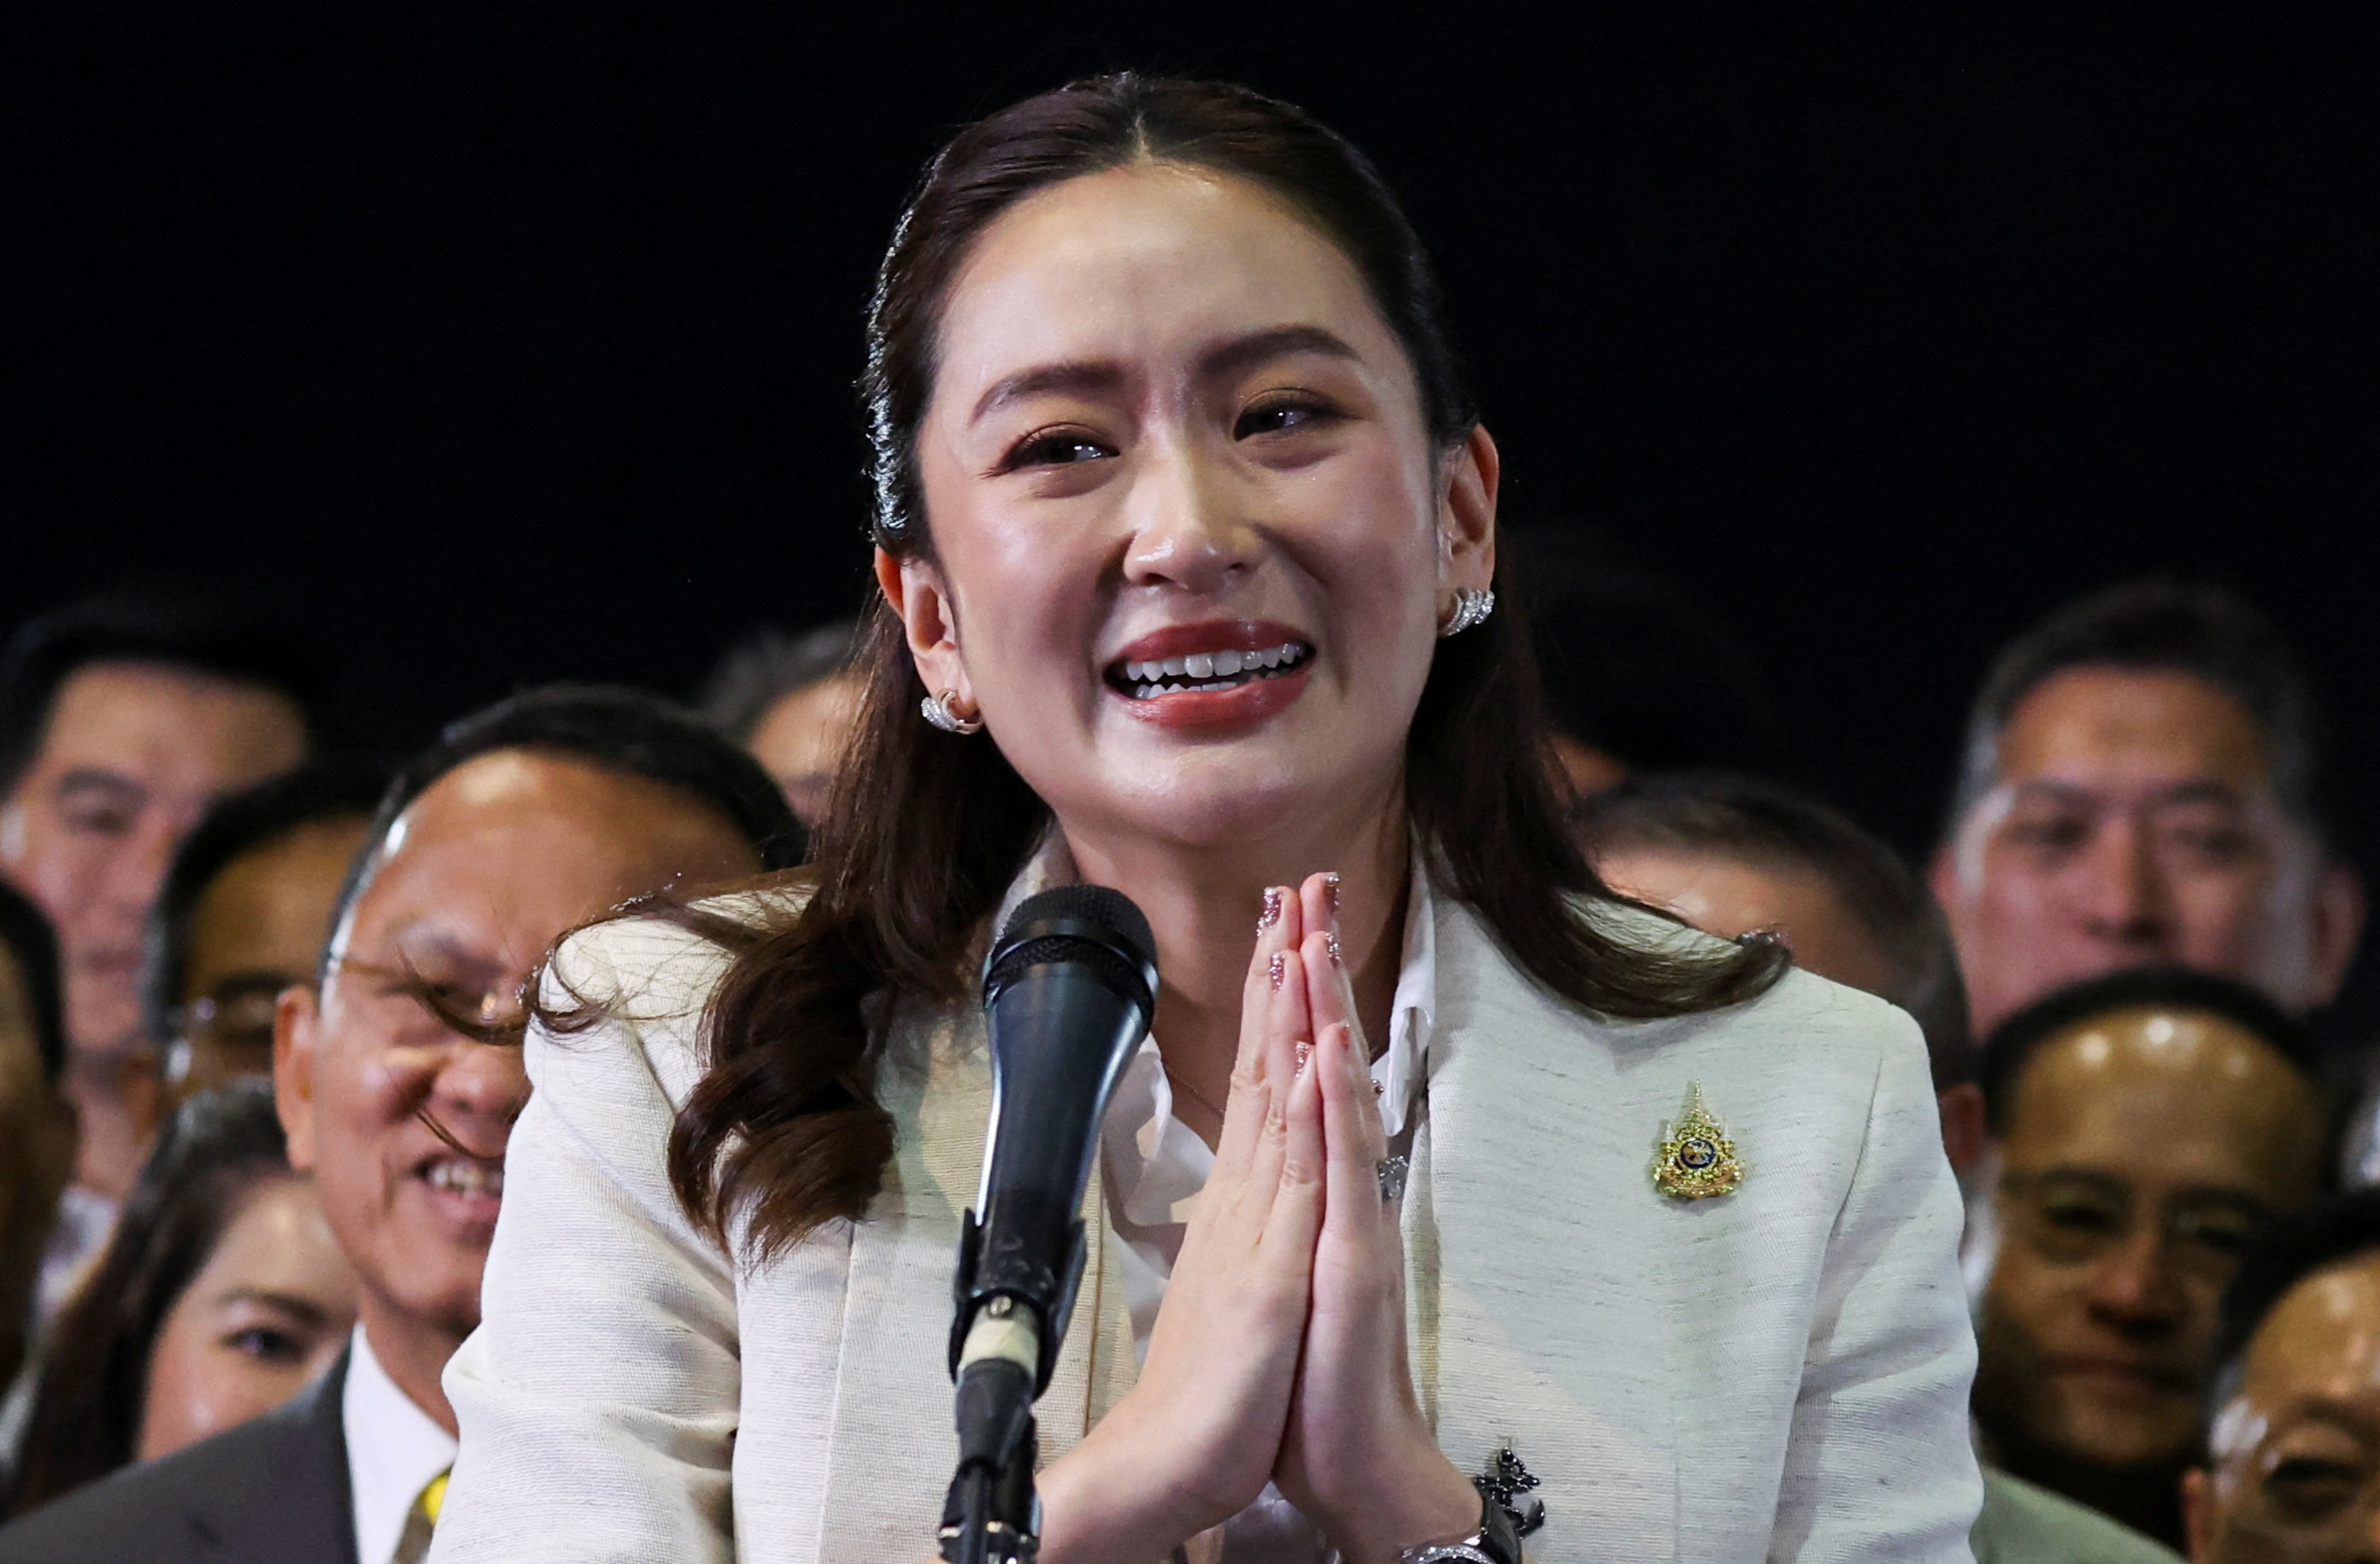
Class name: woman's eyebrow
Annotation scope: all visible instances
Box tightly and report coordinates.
[211,1286,335,1326]
[969,360,1126,426]
[1196,325,1360,382]
[967,326,1362,426]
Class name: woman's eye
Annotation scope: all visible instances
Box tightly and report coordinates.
[224,1326,305,1363]
[1234,398,1331,438]
[1007,430,1112,468]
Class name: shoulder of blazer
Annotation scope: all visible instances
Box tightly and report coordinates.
[0,1350,357,1564]
[1441,889,1913,1053]
[539,885,805,1032]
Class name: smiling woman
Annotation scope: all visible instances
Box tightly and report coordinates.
[9,1081,356,1517]
[433,75,1983,1564]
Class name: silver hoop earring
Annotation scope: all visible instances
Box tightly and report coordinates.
[920,690,984,735]
[1438,587,1496,638]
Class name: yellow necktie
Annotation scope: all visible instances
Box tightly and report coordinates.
[393,1469,451,1564]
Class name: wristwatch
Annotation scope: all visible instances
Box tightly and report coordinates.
[1396,1489,1522,1564]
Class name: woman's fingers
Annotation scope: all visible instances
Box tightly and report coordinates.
[1214,885,1305,1178]
[1234,947,1307,1203]
[1316,1019,1391,1227]
[1260,1002,1328,1260]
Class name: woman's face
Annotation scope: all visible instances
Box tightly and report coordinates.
[136,1173,358,1461]
[898,163,1495,852]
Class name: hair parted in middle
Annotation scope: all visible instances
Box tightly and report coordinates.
[653,73,1789,1261]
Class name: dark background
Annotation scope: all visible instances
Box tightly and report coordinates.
[7,9,2372,871]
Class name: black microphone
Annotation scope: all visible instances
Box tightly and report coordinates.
[940,885,1157,1563]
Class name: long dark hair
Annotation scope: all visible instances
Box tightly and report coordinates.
[666,74,1787,1262]
[9,1082,292,1515]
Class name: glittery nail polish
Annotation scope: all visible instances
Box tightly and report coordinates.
[1323,872,1341,914]
[1259,886,1284,932]
[1325,931,1343,967]
[1295,1040,1313,1074]
[1268,952,1287,991]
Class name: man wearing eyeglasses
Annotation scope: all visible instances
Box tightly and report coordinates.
[144,761,388,1104]
[1973,967,2330,1554]
[0,686,803,1564]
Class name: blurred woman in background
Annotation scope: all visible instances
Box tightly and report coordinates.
[8,1080,355,1515]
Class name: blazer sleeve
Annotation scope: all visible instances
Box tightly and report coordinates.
[429,920,743,1564]
[1770,1010,1983,1563]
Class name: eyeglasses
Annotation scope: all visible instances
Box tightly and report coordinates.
[1999,1168,2275,1279]
[320,954,530,1049]
[163,975,297,1089]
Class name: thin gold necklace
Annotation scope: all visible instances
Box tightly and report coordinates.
[1162,1064,1228,1123]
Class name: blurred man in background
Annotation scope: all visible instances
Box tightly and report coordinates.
[1932,581,2364,1038]
[0,685,801,1564]
[0,591,327,1207]
[1973,969,2329,1550]
[1578,771,1983,1169]
[1513,526,1787,801]
[2183,1191,2380,1562]
[697,619,857,831]
[144,760,386,1103]
[1578,771,2182,1561]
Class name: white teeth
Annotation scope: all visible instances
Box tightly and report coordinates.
[1114,641,1312,697]
[426,1160,502,1198]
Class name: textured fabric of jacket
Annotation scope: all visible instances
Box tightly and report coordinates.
[431,888,1983,1563]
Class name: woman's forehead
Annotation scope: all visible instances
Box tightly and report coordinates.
[931,162,1402,404]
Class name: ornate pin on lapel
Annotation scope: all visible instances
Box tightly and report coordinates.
[1653,1081,1742,1200]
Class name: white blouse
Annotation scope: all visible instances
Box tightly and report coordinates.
[1078,853,1435,1561]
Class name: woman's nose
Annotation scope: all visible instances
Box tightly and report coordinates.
[1119,437,1260,594]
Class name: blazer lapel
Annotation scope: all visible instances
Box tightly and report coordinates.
[1419,902,1681,1564]
[185,1351,359,1563]
[814,1007,1137,1562]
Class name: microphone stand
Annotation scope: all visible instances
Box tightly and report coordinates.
[940,1216,1083,1564]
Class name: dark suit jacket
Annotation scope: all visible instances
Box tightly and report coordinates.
[0,1352,356,1564]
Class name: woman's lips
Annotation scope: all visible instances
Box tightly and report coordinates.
[1102,619,1314,732]
[1115,661,1313,730]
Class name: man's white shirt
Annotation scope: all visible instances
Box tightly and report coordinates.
[342,1325,457,1564]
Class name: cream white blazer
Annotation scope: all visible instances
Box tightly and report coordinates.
[431,889,1981,1563]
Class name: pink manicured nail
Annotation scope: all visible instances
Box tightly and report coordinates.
[1268,953,1286,991]
[1323,873,1341,914]
[1259,887,1284,932]
[1295,1040,1313,1075]
[1324,931,1343,968]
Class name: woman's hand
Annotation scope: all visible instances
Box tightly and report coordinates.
[1272,876,1482,1564]
[1037,885,1327,1563]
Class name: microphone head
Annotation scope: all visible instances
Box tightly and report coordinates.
[984,885,1158,1019]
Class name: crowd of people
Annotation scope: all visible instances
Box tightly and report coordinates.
[0,570,2363,1563]
[0,73,2371,1564]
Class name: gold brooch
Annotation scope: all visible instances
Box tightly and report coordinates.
[1653,1082,1742,1200]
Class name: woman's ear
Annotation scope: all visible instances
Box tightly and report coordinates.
[1438,424,1500,597]
[873,546,974,711]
